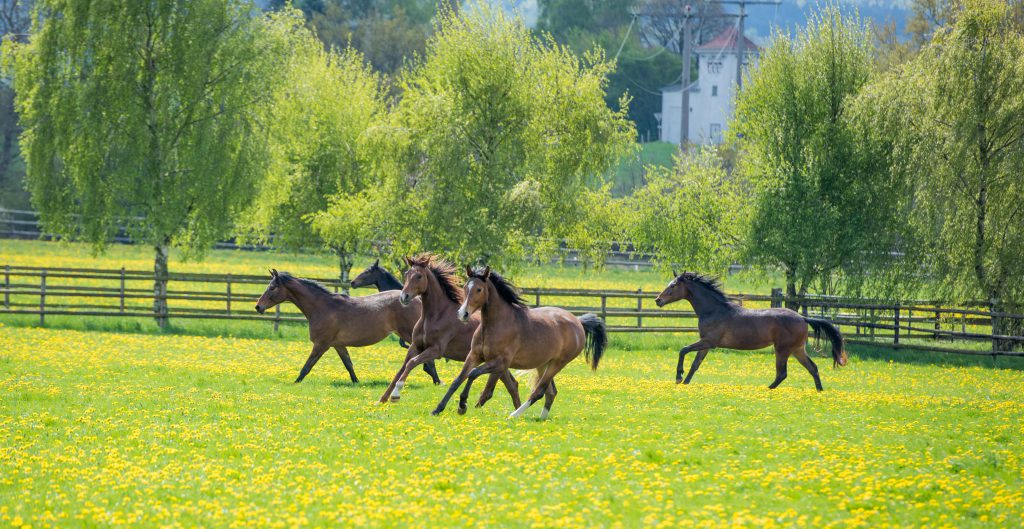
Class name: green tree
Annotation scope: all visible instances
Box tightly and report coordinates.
[864,0,1024,346]
[244,34,383,288]
[732,5,908,307]
[3,1,293,327]
[624,148,747,273]
[0,0,30,208]
[319,5,634,271]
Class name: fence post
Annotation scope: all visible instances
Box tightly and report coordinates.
[535,291,540,307]
[3,264,8,309]
[274,304,280,333]
[120,267,126,313]
[770,288,782,308]
[893,303,901,345]
[934,304,941,340]
[39,270,46,326]
[636,288,642,328]
[226,274,232,315]
[601,295,607,322]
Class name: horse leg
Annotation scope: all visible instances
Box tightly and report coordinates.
[682,349,710,385]
[540,380,558,420]
[476,369,521,409]
[676,339,712,383]
[390,346,441,402]
[457,358,507,415]
[793,348,823,391]
[295,343,330,383]
[335,346,358,383]
[379,344,420,403]
[422,360,442,385]
[431,352,479,416]
[768,350,789,389]
[511,363,564,419]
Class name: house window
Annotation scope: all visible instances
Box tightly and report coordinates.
[710,123,722,143]
[712,85,718,97]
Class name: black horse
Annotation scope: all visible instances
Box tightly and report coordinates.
[351,259,441,384]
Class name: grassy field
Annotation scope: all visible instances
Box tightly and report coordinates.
[2,325,1022,528]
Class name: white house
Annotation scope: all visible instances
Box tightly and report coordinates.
[658,27,759,145]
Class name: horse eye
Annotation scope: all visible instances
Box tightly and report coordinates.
[476,288,482,292]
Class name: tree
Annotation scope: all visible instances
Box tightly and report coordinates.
[0,0,30,208]
[624,148,747,273]
[3,1,293,327]
[244,34,383,288]
[318,5,635,272]
[864,0,1024,347]
[732,5,909,307]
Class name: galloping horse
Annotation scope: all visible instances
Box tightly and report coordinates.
[378,254,520,408]
[255,270,429,384]
[432,266,607,419]
[350,259,440,382]
[655,271,847,390]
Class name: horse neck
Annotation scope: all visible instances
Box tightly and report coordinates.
[420,271,458,316]
[686,284,733,319]
[285,281,339,321]
[480,282,523,330]
[377,272,403,292]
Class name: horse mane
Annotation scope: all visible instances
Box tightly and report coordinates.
[678,271,735,308]
[408,253,463,304]
[277,272,346,298]
[469,267,527,309]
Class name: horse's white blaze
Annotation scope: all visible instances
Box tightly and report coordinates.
[539,407,550,420]
[391,380,404,398]
[509,401,531,418]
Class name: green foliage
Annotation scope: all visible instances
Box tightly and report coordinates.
[732,5,907,299]
[322,5,635,271]
[863,0,1024,308]
[244,17,383,280]
[5,0,291,256]
[624,148,747,273]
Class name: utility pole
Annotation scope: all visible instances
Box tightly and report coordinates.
[736,0,745,89]
[680,5,693,147]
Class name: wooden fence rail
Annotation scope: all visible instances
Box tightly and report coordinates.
[1,265,1023,357]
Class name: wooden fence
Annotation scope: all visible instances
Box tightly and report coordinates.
[1,265,1022,357]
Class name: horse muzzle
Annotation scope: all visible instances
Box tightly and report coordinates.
[255,304,265,314]
[457,308,469,322]
[399,293,411,306]
[654,298,665,308]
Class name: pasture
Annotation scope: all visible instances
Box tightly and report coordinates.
[2,325,1023,528]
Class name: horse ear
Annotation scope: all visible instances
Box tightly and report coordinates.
[270,268,278,278]
[672,268,678,278]
[464,265,473,277]
[373,258,379,267]
[482,266,491,279]
[404,256,413,267]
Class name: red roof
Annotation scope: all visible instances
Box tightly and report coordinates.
[696,26,760,53]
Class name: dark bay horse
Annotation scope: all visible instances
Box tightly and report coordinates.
[432,266,607,419]
[378,254,520,409]
[255,269,440,384]
[350,258,440,379]
[655,271,847,390]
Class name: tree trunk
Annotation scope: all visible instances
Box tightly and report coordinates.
[990,296,1024,353]
[784,268,800,312]
[338,250,352,295]
[154,244,169,329]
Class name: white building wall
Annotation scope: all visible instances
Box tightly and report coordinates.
[659,50,755,146]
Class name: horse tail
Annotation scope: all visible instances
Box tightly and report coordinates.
[804,317,847,367]
[579,313,608,370]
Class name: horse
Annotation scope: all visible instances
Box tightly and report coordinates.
[254,269,440,385]
[377,254,521,409]
[350,258,440,381]
[654,271,847,390]
[432,266,608,420]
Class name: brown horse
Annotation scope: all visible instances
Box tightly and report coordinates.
[378,254,520,409]
[654,271,847,390]
[255,269,440,384]
[432,266,607,419]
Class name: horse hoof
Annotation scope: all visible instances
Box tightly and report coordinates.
[675,378,682,384]
[390,395,401,402]
[434,380,443,386]
[457,406,467,415]
[431,409,442,416]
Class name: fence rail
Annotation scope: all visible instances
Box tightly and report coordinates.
[1,264,1023,357]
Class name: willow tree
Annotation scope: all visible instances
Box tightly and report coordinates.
[860,0,1024,346]
[244,31,383,288]
[323,5,634,271]
[732,5,908,307]
[4,1,292,327]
